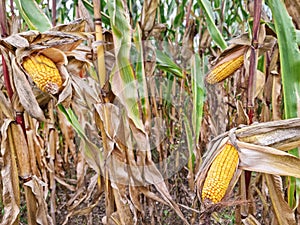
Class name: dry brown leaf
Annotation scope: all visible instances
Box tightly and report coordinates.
[254,70,265,99]
[49,18,86,32]
[144,160,190,225]
[265,174,296,225]
[236,118,300,150]
[77,1,94,32]
[71,76,100,106]
[129,186,143,213]
[236,100,249,125]
[0,33,30,51]
[24,176,53,225]
[138,186,168,205]
[285,0,300,29]
[242,214,261,225]
[0,90,14,119]
[112,185,133,225]
[57,77,72,106]
[238,141,300,178]
[31,31,84,51]
[0,119,20,225]
[12,57,46,121]
[182,20,195,61]
[110,69,145,133]
[95,103,121,140]
[272,73,282,120]
[140,0,158,33]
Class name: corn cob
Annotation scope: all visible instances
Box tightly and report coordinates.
[201,143,239,203]
[22,54,62,94]
[206,54,244,84]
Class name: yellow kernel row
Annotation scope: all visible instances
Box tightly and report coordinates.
[22,54,62,94]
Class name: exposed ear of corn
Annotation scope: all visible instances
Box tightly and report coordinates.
[201,143,239,203]
[22,54,62,94]
[206,54,244,84]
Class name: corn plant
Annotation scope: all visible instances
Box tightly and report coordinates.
[0,0,299,225]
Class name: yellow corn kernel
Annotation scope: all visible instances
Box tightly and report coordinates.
[201,143,239,203]
[206,55,244,84]
[22,54,62,94]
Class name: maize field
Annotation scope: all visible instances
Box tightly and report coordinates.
[0,0,299,225]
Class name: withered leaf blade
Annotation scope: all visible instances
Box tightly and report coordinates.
[57,77,72,106]
[237,141,300,178]
[50,18,86,32]
[140,0,158,32]
[182,20,195,61]
[31,31,84,52]
[77,1,94,32]
[0,90,14,119]
[143,158,189,225]
[94,103,120,140]
[0,119,20,225]
[0,33,30,51]
[242,214,261,225]
[12,58,46,121]
[24,176,53,225]
[265,174,296,225]
[236,118,300,150]
[17,30,40,43]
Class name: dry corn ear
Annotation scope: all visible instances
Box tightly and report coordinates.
[206,54,244,84]
[22,54,62,94]
[201,143,239,203]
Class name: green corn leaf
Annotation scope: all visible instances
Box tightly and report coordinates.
[197,0,227,50]
[108,0,145,132]
[58,104,102,173]
[183,115,195,170]
[81,0,110,26]
[14,0,52,32]
[296,30,300,45]
[156,50,183,78]
[267,0,300,208]
[191,54,205,149]
[267,0,300,120]
[133,24,150,119]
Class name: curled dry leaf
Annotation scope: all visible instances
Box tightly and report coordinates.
[49,18,86,32]
[242,214,261,225]
[12,57,46,121]
[235,118,300,150]
[182,20,195,62]
[0,119,20,225]
[265,174,296,225]
[237,141,300,178]
[0,90,14,119]
[0,33,30,51]
[24,176,53,225]
[140,0,158,33]
[94,103,120,141]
